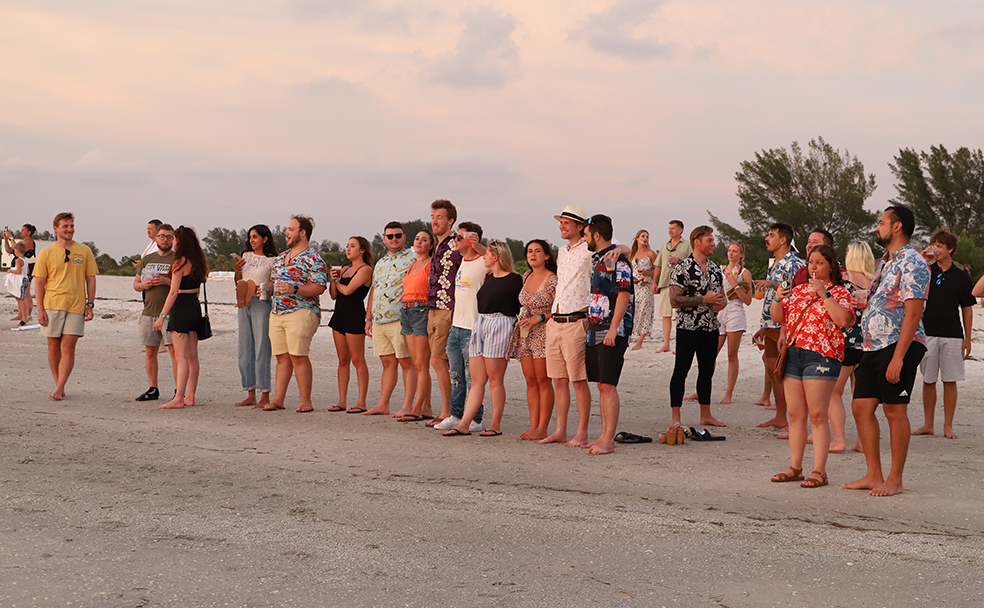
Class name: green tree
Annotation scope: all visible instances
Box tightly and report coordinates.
[82,241,100,257]
[94,253,118,274]
[35,229,55,241]
[889,145,984,240]
[202,227,246,258]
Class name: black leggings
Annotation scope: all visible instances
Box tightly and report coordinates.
[669,328,719,407]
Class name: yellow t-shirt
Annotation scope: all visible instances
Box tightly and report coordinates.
[33,242,98,314]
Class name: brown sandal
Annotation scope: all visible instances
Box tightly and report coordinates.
[800,471,828,488]
[771,467,804,483]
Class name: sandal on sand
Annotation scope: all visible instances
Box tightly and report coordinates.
[346,408,367,414]
[658,433,667,444]
[771,467,804,483]
[615,432,653,444]
[425,417,445,427]
[479,429,502,437]
[327,405,346,412]
[442,428,471,437]
[801,471,828,488]
[397,414,422,422]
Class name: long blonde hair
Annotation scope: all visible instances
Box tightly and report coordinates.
[727,241,745,267]
[630,229,649,258]
[845,240,876,280]
[487,239,515,273]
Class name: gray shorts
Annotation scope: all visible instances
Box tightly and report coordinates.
[140,314,173,347]
[41,309,85,338]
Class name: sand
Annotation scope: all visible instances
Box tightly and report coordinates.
[2,275,983,607]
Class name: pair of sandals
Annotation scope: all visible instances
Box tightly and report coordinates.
[771,467,829,488]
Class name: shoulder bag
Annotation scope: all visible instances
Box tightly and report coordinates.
[198,281,213,341]
[773,296,819,382]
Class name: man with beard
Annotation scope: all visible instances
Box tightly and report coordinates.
[133,223,177,401]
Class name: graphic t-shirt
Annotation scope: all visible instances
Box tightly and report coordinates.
[33,242,98,315]
[451,257,487,330]
[137,251,175,317]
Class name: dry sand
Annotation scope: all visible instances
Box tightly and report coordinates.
[2,275,983,607]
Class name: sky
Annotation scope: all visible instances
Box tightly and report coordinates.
[2,0,983,259]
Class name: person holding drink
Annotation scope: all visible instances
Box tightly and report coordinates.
[233,225,278,408]
[717,241,753,404]
[327,237,374,413]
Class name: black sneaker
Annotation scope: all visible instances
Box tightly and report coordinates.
[136,387,160,402]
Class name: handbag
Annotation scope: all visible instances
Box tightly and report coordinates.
[773,296,819,381]
[198,281,213,341]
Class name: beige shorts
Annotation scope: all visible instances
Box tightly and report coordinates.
[427,309,453,360]
[372,320,410,358]
[657,288,674,318]
[545,318,588,381]
[270,308,320,357]
[921,336,965,383]
[41,309,85,338]
[140,314,173,347]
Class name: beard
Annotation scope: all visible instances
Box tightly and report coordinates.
[875,232,891,247]
[286,234,299,248]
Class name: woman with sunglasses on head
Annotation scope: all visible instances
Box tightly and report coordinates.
[396,230,435,422]
[233,225,278,408]
[444,240,523,437]
[154,226,209,410]
[328,236,374,413]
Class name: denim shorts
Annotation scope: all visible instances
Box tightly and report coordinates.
[400,304,429,337]
[783,346,841,381]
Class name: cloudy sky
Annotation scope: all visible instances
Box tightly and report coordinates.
[2,0,982,258]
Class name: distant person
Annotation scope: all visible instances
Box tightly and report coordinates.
[153,226,209,410]
[717,241,753,404]
[3,223,37,322]
[426,199,462,427]
[33,213,97,401]
[133,223,177,402]
[266,215,328,413]
[132,220,162,271]
[629,229,657,350]
[397,230,435,421]
[364,222,416,416]
[652,220,692,353]
[7,242,31,325]
[792,229,833,286]
[328,237,374,413]
[233,225,278,408]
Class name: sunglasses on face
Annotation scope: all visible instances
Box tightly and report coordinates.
[384,233,403,240]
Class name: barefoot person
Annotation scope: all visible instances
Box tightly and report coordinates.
[328,237,374,414]
[769,245,854,488]
[153,226,208,410]
[397,230,435,422]
[629,230,656,350]
[509,240,557,441]
[133,224,177,402]
[844,206,930,497]
[653,220,691,353]
[233,225,278,408]
[717,241,752,404]
[364,222,416,416]
[835,240,875,453]
[426,200,462,427]
[33,213,97,401]
[912,228,974,440]
[266,215,328,413]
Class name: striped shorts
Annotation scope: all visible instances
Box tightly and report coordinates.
[469,313,517,359]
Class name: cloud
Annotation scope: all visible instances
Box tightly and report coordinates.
[570,0,672,61]
[0,149,148,185]
[289,0,421,31]
[424,7,519,89]
[290,76,361,96]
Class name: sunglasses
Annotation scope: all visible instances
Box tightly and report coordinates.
[64,248,71,263]
[936,273,944,285]
[384,233,404,240]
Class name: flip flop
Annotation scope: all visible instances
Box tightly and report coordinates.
[419,414,434,421]
[425,417,445,427]
[698,429,726,441]
[346,408,367,414]
[442,428,471,437]
[614,432,653,444]
[397,414,422,422]
[296,406,314,413]
[327,405,346,412]
[479,429,502,437]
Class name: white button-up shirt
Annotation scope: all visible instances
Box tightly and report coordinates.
[552,238,592,314]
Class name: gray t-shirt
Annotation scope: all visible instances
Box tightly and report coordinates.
[137,251,175,317]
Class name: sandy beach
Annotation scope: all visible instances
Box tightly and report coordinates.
[2,275,983,607]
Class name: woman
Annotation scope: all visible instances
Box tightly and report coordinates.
[509,239,557,440]
[153,226,209,410]
[233,225,278,408]
[769,245,854,488]
[629,230,657,350]
[838,240,875,453]
[328,236,374,414]
[396,230,435,422]
[445,240,522,437]
[3,224,36,322]
[717,241,752,403]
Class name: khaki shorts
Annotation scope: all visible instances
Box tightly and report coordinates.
[427,309,453,360]
[545,318,588,381]
[763,327,782,359]
[140,314,173,347]
[657,288,674,318]
[270,308,320,357]
[41,309,85,338]
[372,320,410,358]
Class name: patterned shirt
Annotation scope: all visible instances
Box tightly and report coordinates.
[781,283,853,360]
[861,244,930,351]
[553,238,592,314]
[271,246,328,318]
[427,235,462,311]
[669,255,724,332]
[370,249,414,324]
[761,251,805,329]
[587,245,634,338]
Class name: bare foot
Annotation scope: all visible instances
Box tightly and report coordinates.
[655,344,671,353]
[363,405,390,415]
[49,391,65,401]
[684,392,698,401]
[520,429,548,441]
[806,434,813,444]
[565,434,590,448]
[719,395,732,404]
[235,397,256,407]
[587,442,614,455]
[757,417,787,428]
[631,338,643,351]
[869,480,904,497]
[256,396,271,409]
[539,430,567,444]
[776,429,789,440]
[764,404,777,411]
[392,407,413,418]
[829,443,847,453]
[842,475,882,490]
[944,425,959,439]
[754,398,772,406]
[158,397,186,409]
[183,399,195,407]
[911,424,934,436]
[699,416,727,427]
[851,441,864,453]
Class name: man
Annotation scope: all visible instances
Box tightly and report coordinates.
[266,215,328,413]
[667,226,727,429]
[435,222,487,432]
[912,227,973,440]
[426,200,462,426]
[652,220,692,353]
[752,222,804,434]
[582,214,634,455]
[844,206,930,497]
[792,229,833,286]
[33,212,98,401]
[132,219,162,270]
[133,224,177,402]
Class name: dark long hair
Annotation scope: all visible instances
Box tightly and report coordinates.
[350,236,374,267]
[809,244,843,287]
[171,226,209,283]
[415,229,436,257]
[526,239,557,273]
[244,224,278,258]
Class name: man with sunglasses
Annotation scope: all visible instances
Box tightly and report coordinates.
[363,221,416,416]
[133,224,177,402]
[33,212,98,401]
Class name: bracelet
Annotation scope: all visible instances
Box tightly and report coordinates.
[772,296,781,303]
[539,314,545,323]
[160,313,170,321]
[85,301,94,308]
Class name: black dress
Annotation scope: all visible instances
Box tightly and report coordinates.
[169,274,203,334]
[328,274,370,335]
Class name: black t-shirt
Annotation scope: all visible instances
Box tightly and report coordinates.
[477,273,523,316]
[923,262,976,339]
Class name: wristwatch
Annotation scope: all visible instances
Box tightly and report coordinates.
[823,291,831,300]
[292,284,299,294]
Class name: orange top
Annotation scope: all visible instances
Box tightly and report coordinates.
[402,262,430,303]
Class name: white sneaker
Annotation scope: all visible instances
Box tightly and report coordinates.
[434,416,460,430]
[468,420,484,433]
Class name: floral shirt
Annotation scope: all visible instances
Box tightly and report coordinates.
[669,255,724,332]
[370,249,414,324]
[552,238,592,314]
[761,251,805,329]
[842,282,865,351]
[861,244,930,351]
[427,235,462,311]
[781,283,853,360]
[587,245,634,338]
[271,246,328,318]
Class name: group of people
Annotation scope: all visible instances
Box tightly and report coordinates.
[11,203,978,491]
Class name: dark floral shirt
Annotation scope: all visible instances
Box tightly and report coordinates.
[669,255,724,332]
[427,234,462,311]
[587,245,634,339]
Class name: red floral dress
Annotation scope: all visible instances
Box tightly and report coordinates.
[780,283,853,361]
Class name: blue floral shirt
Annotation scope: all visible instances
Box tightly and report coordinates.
[761,251,805,329]
[587,245,634,339]
[861,244,930,351]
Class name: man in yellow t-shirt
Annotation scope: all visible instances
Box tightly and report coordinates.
[32,212,98,401]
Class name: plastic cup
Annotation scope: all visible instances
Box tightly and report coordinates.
[755,290,764,300]
[520,326,530,338]
[853,289,869,309]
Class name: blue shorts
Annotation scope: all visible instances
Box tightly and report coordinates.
[400,304,429,336]
[783,346,841,381]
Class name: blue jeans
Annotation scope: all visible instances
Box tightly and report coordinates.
[238,298,272,393]
[447,325,482,422]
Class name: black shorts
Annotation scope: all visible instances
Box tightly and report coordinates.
[842,347,863,367]
[585,336,629,386]
[853,342,926,405]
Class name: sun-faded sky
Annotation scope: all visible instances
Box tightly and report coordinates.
[2,0,983,258]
